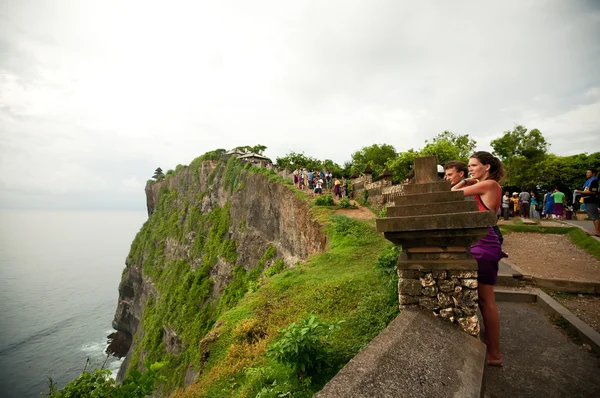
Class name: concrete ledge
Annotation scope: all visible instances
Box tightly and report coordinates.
[496,274,528,287]
[494,287,537,303]
[495,287,600,355]
[535,289,600,355]
[397,259,478,271]
[316,308,486,398]
[499,259,599,294]
[532,277,600,294]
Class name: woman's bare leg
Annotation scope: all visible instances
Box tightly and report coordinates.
[478,282,502,361]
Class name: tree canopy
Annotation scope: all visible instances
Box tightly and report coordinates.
[235,145,267,155]
[384,131,476,183]
[491,125,548,162]
[152,167,165,180]
[490,125,550,189]
[420,131,477,165]
[350,144,397,180]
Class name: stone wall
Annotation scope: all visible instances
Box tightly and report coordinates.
[350,175,405,208]
[397,253,480,336]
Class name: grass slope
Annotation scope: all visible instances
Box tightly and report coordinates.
[171,209,399,398]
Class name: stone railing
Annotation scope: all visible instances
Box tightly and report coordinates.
[317,156,492,397]
[376,156,496,335]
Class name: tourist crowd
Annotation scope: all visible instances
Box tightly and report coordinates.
[292,168,351,198]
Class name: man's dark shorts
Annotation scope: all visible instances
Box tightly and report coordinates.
[585,203,599,221]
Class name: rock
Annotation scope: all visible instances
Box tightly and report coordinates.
[164,324,184,356]
[462,288,478,302]
[419,297,440,311]
[399,294,419,305]
[458,315,480,336]
[449,270,478,278]
[420,273,436,287]
[398,278,424,296]
[106,331,132,359]
[397,269,419,278]
[437,292,453,307]
[438,279,455,292]
[432,270,447,279]
[421,285,438,297]
[461,279,478,289]
[439,307,455,322]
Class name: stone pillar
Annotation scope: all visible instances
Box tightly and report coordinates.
[376,156,496,336]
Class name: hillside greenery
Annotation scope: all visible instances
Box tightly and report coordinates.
[115,155,400,397]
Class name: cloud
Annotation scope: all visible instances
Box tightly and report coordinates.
[0,0,599,209]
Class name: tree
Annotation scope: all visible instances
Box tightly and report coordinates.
[420,131,477,164]
[491,125,549,163]
[152,167,164,180]
[491,125,550,188]
[350,144,398,180]
[385,149,419,183]
[235,145,267,154]
[274,151,321,171]
[249,144,267,154]
[537,152,600,192]
[383,131,475,184]
[321,158,343,177]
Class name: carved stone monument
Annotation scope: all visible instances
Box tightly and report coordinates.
[376,156,496,335]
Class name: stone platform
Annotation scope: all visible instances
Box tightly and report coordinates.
[315,308,487,398]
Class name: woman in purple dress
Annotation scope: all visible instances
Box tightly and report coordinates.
[452,151,505,367]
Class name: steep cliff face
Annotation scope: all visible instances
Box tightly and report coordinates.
[111,158,327,384]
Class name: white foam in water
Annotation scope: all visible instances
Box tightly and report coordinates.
[108,358,124,380]
[80,341,106,356]
[79,335,125,379]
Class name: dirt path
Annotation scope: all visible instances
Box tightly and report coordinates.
[333,204,376,220]
[502,232,600,282]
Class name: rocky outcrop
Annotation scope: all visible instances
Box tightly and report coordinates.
[111,159,327,382]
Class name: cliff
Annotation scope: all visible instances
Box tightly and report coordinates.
[111,157,327,385]
[109,154,399,397]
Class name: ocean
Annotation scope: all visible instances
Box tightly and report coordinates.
[0,210,148,397]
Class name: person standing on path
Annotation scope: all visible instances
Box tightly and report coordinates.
[552,188,567,220]
[575,168,599,236]
[510,192,520,218]
[502,191,510,220]
[452,151,506,367]
[542,189,554,219]
[519,189,530,218]
[530,191,541,220]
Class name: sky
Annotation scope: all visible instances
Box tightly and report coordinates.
[1,0,599,210]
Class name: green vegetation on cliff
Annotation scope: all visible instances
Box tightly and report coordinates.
[169,210,399,397]
[122,156,399,397]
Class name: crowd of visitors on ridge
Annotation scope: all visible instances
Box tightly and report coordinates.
[292,168,351,199]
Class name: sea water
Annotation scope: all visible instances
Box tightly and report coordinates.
[0,210,147,397]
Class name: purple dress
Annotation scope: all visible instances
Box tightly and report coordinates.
[470,190,507,286]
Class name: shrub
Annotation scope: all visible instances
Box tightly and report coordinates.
[338,197,356,209]
[265,259,286,277]
[314,194,334,206]
[45,361,166,397]
[375,243,400,301]
[359,190,369,206]
[267,315,343,378]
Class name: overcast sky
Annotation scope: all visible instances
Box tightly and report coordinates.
[1,0,599,210]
